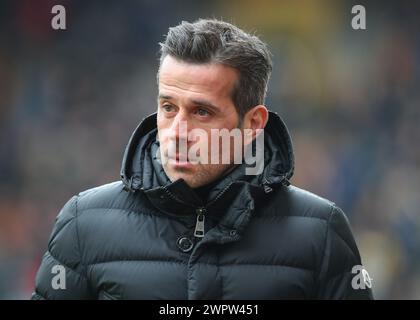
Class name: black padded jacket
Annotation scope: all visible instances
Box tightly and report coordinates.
[31,112,373,299]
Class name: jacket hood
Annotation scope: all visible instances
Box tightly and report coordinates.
[121,112,294,234]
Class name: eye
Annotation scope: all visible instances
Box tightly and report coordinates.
[195,108,211,117]
[162,104,174,113]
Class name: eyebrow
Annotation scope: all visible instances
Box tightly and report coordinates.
[158,94,221,112]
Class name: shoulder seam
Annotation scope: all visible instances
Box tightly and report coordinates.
[47,249,88,280]
[255,214,330,222]
[316,203,335,293]
[74,195,88,279]
[329,206,359,260]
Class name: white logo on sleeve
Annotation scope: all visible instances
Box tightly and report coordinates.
[351,265,372,289]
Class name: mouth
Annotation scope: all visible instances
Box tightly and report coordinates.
[168,154,194,168]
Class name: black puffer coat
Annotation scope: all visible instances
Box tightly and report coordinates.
[32,112,373,299]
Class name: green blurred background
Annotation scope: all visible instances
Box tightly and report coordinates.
[0,0,419,299]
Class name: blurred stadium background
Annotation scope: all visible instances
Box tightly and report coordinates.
[0,0,419,299]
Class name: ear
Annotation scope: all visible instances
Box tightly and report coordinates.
[243,105,269,145]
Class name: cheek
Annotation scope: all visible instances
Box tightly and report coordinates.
[156,115,165,131]
[157,110,171,129]
[157,121,170,143]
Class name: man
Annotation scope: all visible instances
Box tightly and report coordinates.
[32,19,373,299]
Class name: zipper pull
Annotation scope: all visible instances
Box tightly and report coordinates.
[194,207,206,238]
[263,184,273,193]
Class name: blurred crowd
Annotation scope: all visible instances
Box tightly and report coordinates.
[0,0,419,299]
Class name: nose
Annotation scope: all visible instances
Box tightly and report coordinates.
[169,111,189,142]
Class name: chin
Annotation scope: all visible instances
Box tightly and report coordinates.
[166,170,193,184]
[164,165,218,188]
[172,173,205,188]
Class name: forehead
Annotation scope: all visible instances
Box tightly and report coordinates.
[158,55,238,99]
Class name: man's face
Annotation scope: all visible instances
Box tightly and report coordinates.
[157,55,242,188]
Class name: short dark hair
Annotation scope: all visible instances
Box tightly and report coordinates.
[158,18,273,120]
